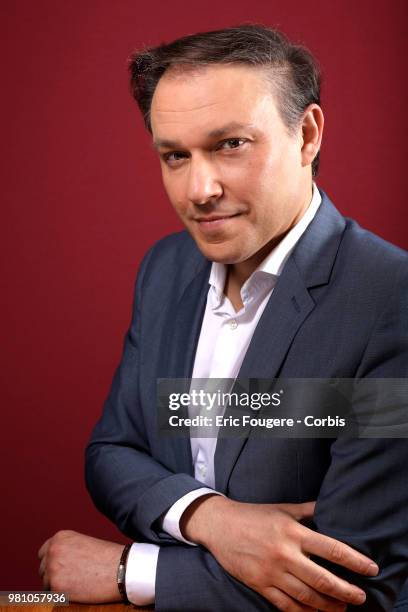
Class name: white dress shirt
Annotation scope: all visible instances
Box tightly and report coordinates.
[126,184,322,605]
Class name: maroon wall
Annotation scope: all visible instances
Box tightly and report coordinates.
[1,0,407,588]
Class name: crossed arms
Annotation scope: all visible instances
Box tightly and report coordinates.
[39,237,408,611]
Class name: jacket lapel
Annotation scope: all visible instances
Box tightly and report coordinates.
[214,259,315,492]
[161,259,211,474]
[215,193,346,493]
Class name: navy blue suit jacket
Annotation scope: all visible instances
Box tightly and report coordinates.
[86,191,408,611]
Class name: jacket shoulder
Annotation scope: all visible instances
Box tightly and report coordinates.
[136,230,208,295]
[148,230,201,260]
[341,217,408,283]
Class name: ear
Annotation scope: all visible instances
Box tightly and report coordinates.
[300,104,324,169]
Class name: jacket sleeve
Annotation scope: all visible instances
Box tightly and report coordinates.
[313,268,408,611]
[155,545,276,611]
[84,245,205,545]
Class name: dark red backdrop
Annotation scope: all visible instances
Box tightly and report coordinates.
[1,0,407,589]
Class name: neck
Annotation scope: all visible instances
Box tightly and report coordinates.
[229,183,313,290]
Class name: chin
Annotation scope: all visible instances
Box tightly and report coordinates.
[196,243,242,264]
[188,229,247,263]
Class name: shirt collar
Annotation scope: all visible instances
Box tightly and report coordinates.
[207,261,227,308]
[208,183,322,307]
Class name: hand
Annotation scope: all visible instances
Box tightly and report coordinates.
[38,530,124,603]
[181,497,379,612]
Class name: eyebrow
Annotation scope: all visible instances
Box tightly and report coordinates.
[153,122,254,150]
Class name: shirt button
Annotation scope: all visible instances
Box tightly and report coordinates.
[229,319,238,330]
[199,465,207,476]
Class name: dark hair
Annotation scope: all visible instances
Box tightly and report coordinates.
[129,24,321,176]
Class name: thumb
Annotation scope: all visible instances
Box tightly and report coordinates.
[279,501,316,521]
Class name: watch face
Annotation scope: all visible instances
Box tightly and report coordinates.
[117,564,126,583]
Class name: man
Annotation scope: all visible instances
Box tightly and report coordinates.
[38,25,408,611]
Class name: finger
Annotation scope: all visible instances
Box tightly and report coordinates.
[263,586,317,612]
[301,530,379,576]
[41,570,50,591]
[291,556,366,606]
[38,538,50,559]
[280,502,316,521]
[280,572,347,612]
[39,556,46,578]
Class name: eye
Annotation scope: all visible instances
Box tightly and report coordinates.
[162,151,189,166]
[218,138,247,151]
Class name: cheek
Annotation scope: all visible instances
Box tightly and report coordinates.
[170,199,188,222]
[227,157,276,213]
[224,159,266,200]
[162,173,187,214]
[247,150,298,208]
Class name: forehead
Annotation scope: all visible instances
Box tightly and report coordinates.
[150,64,280,141]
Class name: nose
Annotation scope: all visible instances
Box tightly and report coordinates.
[186,155,223,205]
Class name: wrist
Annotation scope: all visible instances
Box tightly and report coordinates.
[180,493,232,548]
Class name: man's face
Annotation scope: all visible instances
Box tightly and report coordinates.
[151,64,311,266]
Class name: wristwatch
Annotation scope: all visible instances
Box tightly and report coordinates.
[117,543,132,603]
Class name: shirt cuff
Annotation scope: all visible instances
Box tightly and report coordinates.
[162,487,224,545]
[125,542,159,606]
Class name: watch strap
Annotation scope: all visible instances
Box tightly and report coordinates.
[117,543,132,603]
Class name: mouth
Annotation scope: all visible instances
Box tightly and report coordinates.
[194,213,241,233]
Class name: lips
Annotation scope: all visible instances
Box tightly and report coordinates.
[195,213,240,223]
[194,213,241,234]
